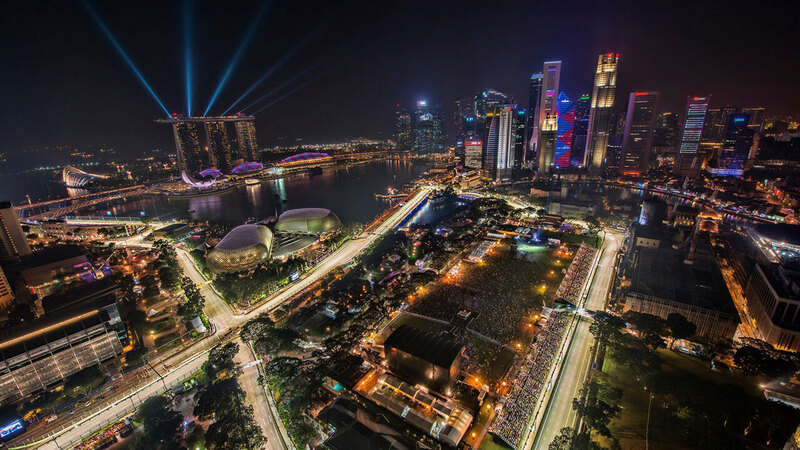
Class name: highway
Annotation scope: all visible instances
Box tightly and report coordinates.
[529,232,621,449]
[24,188,430,450]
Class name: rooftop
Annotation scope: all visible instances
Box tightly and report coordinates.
[383,324,464,369]
[278,208,334,221]
[213,224,272,251]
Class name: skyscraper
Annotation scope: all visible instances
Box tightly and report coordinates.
[0,266,13,311]
[674,95,712,178]
[555,92,575,169]
[570,93,590,167]
[394,105,412,150]
[512,107,527,170]
[711,112,756,177]
[0,201,31,259]
[483,106,516,180]
[453,98,475,143]
[205,120,233,172]
[620,92,660,175]
[742,107,766,132]
[171,121,204,175]
[412,101,444,154]
[536,61,561,173]
[652,112,681,164]
[525,73,543,162]
[234,118,259,161]
[464,140,483,170]
[584,53,619,175]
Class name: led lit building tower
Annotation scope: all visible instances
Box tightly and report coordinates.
[710,112,756,177]
[172,121,204,174]
[483,106,515,180]
[205,120,233,172]
[620,92,660,175]
[234,117,259,161]
[525,73,543,162]
[570,93,590,167]
[394,105,412,150]
[412,101,444,154]
[536,61,561,173]
[673,95,711,178]
[555,92,575,169]
[464,140,483,170]
[584,53,619,175]
[512,107,527,170]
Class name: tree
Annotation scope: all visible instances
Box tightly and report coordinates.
[666,313,697,348]
[194,378,265,450]
[119,274,137,306]
[204,342,239,380]
[734,344,797,378]
[135,395,183,450]
[589,312,627,347]
[549,427,575,450]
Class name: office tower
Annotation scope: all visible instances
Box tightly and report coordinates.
[512,107,527,169]
[653,112,681,163]
[704,106,737,142]
[620,92,660,175]
[394,105,412,150]
[0,201,31,258]
[712,112,756,177]
[525,73,543,162]
[483,106,515,180]
[555,92,575,169]
[234,118,259,161]
[453,98,475,143]
[570,93,591,167]
[412,101,445,154]
[584,53,619,174]
[172,121,204,174]
[464,140,483,170]
[674,95,712,178]
[536,61,561,172]
[205,121,233,172]
[0,266,13,311]
[742,107,766,132]
[474,89,512,120]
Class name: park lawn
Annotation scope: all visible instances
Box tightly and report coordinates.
[478,435,513,450]
[658,348,765,397]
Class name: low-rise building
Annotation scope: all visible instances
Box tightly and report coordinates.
[383,324,465,393]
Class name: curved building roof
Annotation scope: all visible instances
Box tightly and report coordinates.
[274,208,342,234]
[214,224,273,251]
[206,224,274,273]
[231,162,263,174]
[383,324,464,369]
[755,223,800,246]
[62,166,108,188]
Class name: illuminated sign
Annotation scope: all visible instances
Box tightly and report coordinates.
[733,116,746,123]
[417,100,427,107]
[465,141,482,146]
[0,420,23,438]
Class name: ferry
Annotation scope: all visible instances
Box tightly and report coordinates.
[245,178,260,186]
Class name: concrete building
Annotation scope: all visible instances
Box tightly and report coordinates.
[745,263,800,351]
[383,324,465,393]
[620,91,659,175]
[0,202,31,259]
[674,95,711,178]
[0,267,13,312]
[584,53,619,175]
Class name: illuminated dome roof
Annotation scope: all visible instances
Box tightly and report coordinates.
[231,162,263,174]
[278,152,331,165]
[275,208,342,234]
[206,224,273,273]
[62,166,108,188]
[181,171,217,188]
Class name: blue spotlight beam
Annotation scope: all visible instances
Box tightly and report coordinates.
[240,61,323,112]
[82,0,171,118]
[221,21,329,116]
[184,0,193,116]
[203,1,270,117]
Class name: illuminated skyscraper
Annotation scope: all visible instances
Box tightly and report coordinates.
[710,112,756,177]
[570,93,590,167]
[512,107,527,170]
[674,95,711,178]
[483,106,515,180]
[171,121,204,175]
[0,201,31,259]
[412,101,444,154]
[555,92,575,169]
[464,140,483,170]
[742,107,766,132]
[525,73,543,162]
[205,120,233,172]
[394,105,412,150]
[620,91,660,175]
[234,118,259,161]
[584,53,619,174]
[536,61,561,173]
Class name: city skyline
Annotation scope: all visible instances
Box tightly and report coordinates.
[1,0,798,159]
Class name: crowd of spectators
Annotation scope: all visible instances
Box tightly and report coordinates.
[555,243,597,304]
[490,312,571,447]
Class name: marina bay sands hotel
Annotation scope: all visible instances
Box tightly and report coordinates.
[155,113,258,176]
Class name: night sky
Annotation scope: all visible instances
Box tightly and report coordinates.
[1,0,798,159]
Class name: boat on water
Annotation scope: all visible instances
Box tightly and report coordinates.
[245,178,260,186]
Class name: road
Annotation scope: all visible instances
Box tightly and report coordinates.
[25,188,429,450]
[529,231,621,449]
[234,339,291,450]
